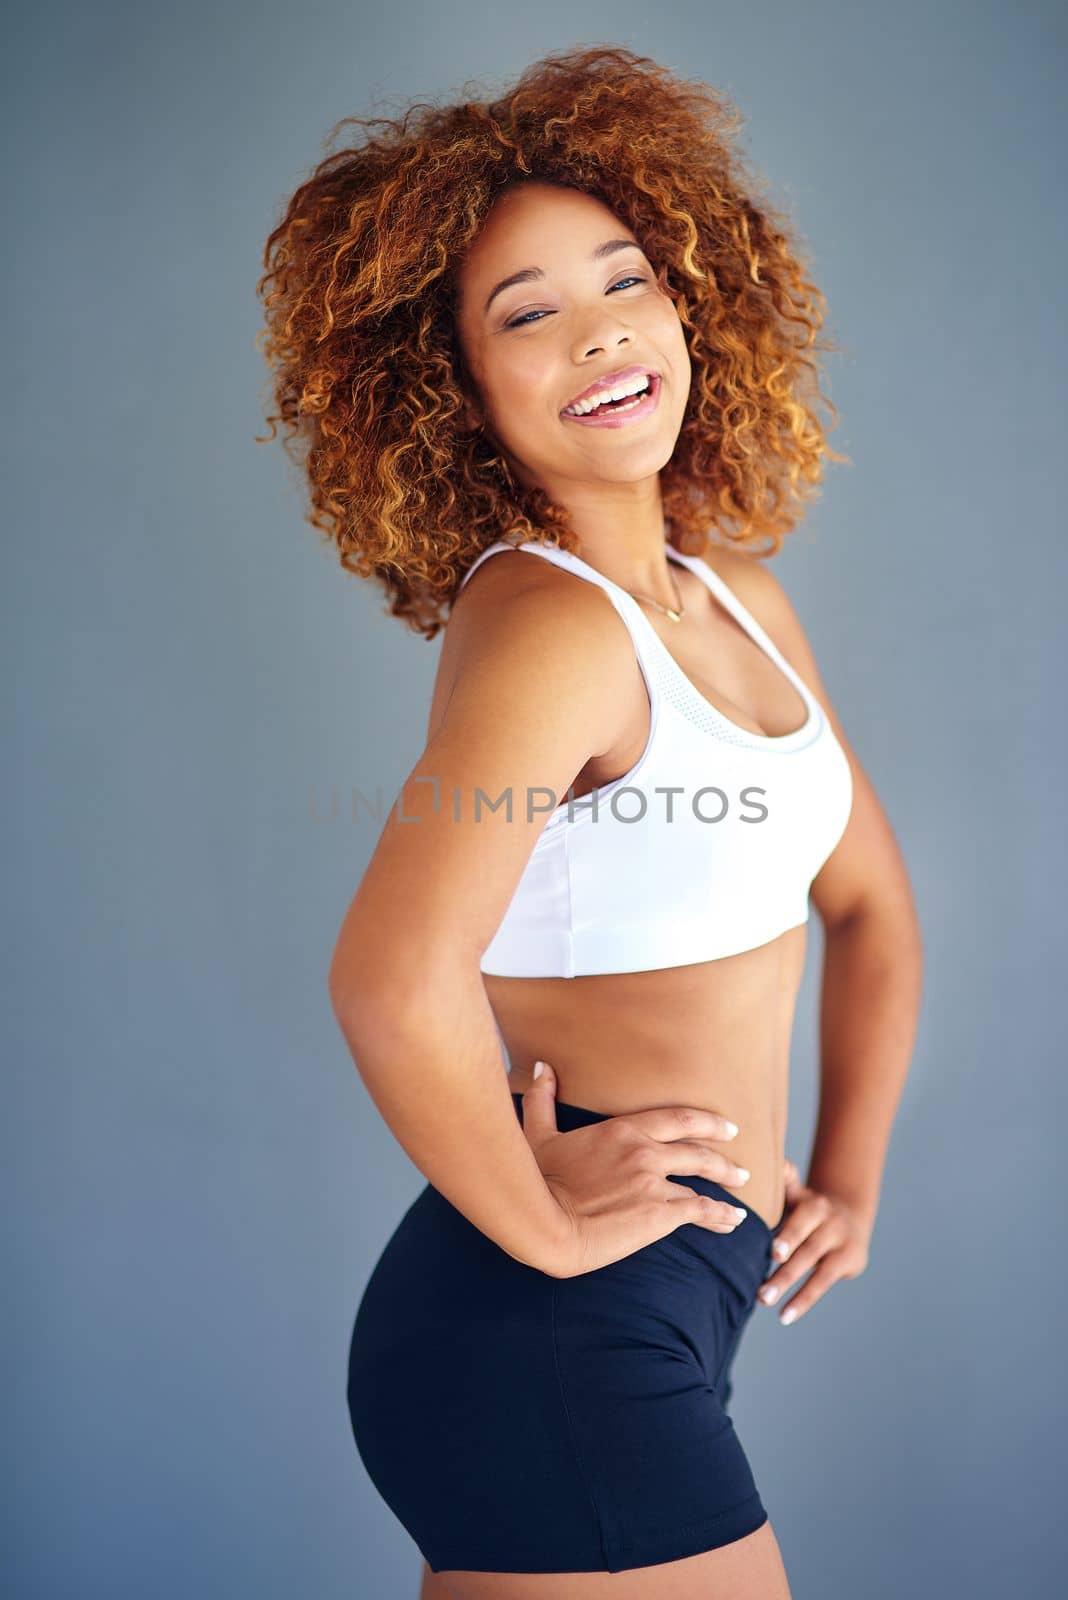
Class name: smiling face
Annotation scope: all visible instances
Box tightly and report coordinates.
[453,182,692,502]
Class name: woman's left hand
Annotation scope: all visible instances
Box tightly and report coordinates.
[757,1159,873,1325]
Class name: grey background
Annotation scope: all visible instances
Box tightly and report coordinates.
[5,2,1066,1596]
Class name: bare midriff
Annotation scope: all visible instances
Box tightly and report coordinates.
[488,920,807,1234]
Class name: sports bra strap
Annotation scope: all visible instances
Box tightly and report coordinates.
[457,540,524,591]
[457,538,665,677]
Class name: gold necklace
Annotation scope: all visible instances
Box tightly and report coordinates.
[624,566,686,623]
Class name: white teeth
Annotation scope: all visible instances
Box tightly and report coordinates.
[563,374,652,416]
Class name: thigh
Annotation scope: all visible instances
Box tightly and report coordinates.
[429,1520,791,1598]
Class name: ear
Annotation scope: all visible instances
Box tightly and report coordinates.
[460,396,483,434]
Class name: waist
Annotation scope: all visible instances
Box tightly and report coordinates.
[509,1091,788,1247]
[489,927,805,1232]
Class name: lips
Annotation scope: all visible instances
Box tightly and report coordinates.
[560,372,662,429]
[561,364,659,414]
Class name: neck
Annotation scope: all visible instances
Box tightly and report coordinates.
[568,522,676,597]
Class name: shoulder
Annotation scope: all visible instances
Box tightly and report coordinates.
[701,541,786,609]
[449,545,635,661]
[429,545,638,741]
[700,542,808,660]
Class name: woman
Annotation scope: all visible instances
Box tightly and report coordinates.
[257,45,923,1600]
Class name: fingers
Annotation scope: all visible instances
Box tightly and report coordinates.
[760,1253,845,1325]
[657,1136,750,1190]
[665,1188,748,1234]
[767,1191,834,1269]
[759,1198,845,1321]
[621,1104,740,1145]
[519,1059,559,1143]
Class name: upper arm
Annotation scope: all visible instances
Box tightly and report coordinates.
[724,552,919,931]
[328,575,637,1014]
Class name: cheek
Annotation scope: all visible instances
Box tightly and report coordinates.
[484,352,558,429]
[656,299,690,358]
[633,294,689,371]
[658,308,693,396]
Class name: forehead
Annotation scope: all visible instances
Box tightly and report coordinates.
[457,183,637,289]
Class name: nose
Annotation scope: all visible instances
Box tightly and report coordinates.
[572,317,635,364]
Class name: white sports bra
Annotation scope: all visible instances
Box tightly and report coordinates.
[457,538,853,978]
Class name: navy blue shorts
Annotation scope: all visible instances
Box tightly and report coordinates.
[347,1093,787,1575]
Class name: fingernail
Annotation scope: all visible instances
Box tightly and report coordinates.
[773,1239,790,1259]
[780,1307,798,1325]
[731,1207,747,1222]
[759,1284,779,1305]
[533,1061,545,1080]
[723,1121,739,1137]
[736,1167,750,1181]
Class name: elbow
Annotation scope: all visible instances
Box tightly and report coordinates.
[327,940,378,1038]
[328,954,394,1046]
[327,892,409,1041]
[328,943,486,1048]
[822,893,926,979]
[328,968,370,1041]
[327,915,402,1039]
[329,976,412,1065]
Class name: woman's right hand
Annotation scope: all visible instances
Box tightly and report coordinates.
[519,1061,752,1279]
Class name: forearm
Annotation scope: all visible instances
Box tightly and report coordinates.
[331,965,569,1274]
[805,905,924,1232]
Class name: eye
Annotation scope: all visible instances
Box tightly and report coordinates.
[504,275,648,330]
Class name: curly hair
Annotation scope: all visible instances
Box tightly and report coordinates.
[255,44,848,640]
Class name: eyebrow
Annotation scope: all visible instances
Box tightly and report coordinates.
[482,238,645,317]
